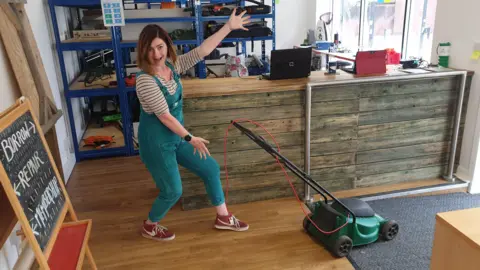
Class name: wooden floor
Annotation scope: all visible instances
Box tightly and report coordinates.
[66,156,466,270]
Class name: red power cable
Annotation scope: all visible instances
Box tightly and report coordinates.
[223,118,349,235]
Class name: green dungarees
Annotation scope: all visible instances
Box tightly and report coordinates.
[137,63,225,222]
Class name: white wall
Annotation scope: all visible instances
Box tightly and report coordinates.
[25,1,77,183]
[49,5,87,145]
[275,0,317,48]
[430,0,480,193]
[245,0,315,56]
[0,43,21,111]
[316,0,332,40]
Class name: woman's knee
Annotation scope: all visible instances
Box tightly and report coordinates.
[160,186,183,202]
[210,158,220,174]
[202,158,220,180]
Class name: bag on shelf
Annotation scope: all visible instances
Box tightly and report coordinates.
[202,5,246,16]
[201,0,271,16]
[243,0,271,14]
[205,21,272,39]
[224,55,249,78]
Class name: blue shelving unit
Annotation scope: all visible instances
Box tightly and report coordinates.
[48,0,275,161]
[125,17,196,23]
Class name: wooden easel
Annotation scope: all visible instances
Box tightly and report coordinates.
[0,2,59,126]
[0,97,97,269]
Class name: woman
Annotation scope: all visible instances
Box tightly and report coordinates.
[135,9,250,241]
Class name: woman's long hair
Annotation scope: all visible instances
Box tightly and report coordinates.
[136,24,177,75]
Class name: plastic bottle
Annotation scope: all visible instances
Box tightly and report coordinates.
[437,42,451,67]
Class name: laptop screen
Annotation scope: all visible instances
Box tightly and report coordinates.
[268,47,312,80]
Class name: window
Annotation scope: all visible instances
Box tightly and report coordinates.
[361,0,406,53]
[325,0,438,61]
[331,0,361,50]
[405,0,438,60]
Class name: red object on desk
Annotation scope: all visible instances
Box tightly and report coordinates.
[355,50,387,75]
[386,48,400,64]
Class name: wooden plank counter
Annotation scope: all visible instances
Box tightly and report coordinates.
[305,73,470,198]
[177,69,472,210]
[180,71,357,97]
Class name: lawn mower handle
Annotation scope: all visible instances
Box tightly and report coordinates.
[232,121,357,223]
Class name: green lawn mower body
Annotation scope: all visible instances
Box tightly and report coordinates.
[303,200,398,257]
[232,121,399,258]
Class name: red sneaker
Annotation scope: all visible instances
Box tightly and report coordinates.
[214,213,249,232]
[142,221,175,241]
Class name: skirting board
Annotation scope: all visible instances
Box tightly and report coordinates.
[454,165,480,194]
[353,180,470,202]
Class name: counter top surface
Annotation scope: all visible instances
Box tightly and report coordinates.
[181,68,472,98]
[436,208,480,248]
[181,71,351,98]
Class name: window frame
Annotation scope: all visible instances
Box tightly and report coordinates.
[327,0,433,59]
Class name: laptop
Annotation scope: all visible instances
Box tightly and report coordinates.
[263,47,312,80]
[341,50,387,75]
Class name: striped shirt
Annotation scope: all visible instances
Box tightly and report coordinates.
[136,48,202,116]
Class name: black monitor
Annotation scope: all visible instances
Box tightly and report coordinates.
[263,47,312,80]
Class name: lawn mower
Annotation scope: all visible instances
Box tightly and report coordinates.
[232,121,399,258]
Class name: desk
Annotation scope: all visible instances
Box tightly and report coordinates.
[430,208,480,270]
[312,49,356,62]
[294,46,356,72]
[312,49,356,74]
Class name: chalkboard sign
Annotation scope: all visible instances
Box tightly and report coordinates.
[0,110,65,250]
[0,98,97,269]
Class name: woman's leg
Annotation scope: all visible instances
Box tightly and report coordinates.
[140,141,182,240]
[215,203,229,216]
[176,140,249,231]
[146,159,183,223]
[176,140,225,209]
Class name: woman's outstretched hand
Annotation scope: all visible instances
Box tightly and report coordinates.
[227,8,251,31]
[190,136,211,159]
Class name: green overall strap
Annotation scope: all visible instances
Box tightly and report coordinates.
[136,70,170,97]
[165,61,181,85]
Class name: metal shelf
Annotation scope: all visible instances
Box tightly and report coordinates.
[77,120,128,160]
[67,88,121,98]
[66,71,119,97]
[120,39,198,48]
[201,14,273,21]
[199,0,238,3]
[222,36,273,43]
[49,0,275,161]
[124,0,188,4]
[125,17,196,23]
[78,147,129,160]
[49,0,101,7]
[60,39,113,51]
[50,0,188,7]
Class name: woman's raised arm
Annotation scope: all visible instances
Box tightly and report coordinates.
[197,8,250,58]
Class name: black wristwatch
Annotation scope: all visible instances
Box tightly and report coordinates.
[184,134,192,142]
